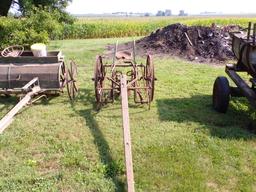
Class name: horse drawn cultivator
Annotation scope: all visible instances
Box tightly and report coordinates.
[93,41,156,192]
[93,41,155,108]
[0,45,78,133]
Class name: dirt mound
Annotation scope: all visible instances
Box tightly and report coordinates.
[112,23,241,63]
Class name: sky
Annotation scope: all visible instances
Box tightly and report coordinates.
[66,0,256,15]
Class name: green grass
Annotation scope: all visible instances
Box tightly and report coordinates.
[63,16,256,39]
[0,38,256,191]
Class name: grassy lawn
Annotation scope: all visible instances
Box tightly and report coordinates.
[0,38,256,191]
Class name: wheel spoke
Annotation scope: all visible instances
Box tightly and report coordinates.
[66,61,78,101]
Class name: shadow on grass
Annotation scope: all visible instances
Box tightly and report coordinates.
[157,95,255,140]
[0,96,18,114]
[70,88,125,192]
[0,94,60,119]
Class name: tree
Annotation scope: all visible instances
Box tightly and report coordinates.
[0,0,72,17]
[18,0,72,15]
[156,10,165,17]
[0,0,13,16]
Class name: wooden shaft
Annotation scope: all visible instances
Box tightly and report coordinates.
[133,40,136,64]
[111,41,119,72]
[113,41,118,64]
[0,86,41,134]
[22,77,39,91]
[120,75,135,192]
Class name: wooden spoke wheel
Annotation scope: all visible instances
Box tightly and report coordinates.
[1,45,24,57]
[67,61,78,101]
[59,62,67,88]
[110,71,118,102]
[94,56,105,103]
[145,55,155,102]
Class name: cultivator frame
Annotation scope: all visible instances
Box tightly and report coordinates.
[93,41,156,192]
[213,22,256,112]
[93,41,155,108]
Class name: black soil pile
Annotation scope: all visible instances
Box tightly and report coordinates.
[110,23,241,63]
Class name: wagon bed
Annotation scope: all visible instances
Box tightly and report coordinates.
[0,49,78,133]
[0,51,63,64]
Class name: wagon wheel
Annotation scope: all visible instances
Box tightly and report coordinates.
[60,62,67,88]
[94,56,105,103]
[110,70,117,102]
[1,45,24,57]
[133,65,142,103]
[67,60,78,101]
[146,55,155,102]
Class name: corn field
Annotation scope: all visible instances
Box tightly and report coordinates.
[62,16,256,39]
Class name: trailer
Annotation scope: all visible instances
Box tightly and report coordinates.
[213,22,256,112]
[0,46,78,133]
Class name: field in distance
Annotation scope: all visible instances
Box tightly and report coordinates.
[63,15,256,39]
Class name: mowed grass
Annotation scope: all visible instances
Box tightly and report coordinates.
[63,16,256,39]
[0,38,256,191]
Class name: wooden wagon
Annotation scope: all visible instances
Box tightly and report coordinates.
[0,48,78,133]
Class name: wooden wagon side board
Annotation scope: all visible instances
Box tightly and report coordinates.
[0,51,63,64]
[0,63,63,89]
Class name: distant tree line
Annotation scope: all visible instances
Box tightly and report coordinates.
[156,9,172,17]
[156,9,188,16]
[0,0,74,49]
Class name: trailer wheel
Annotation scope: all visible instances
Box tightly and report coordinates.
[213,76,230,113]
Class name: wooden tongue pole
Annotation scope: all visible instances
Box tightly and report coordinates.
[120,75,135,192]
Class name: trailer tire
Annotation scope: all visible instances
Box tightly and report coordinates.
[213,76,230,113]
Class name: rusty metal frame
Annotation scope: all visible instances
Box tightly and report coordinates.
[93,41,154,107]
[99,62,151,103]
[221,22,256,110]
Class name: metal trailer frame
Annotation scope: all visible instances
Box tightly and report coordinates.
[213,22,256,113]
